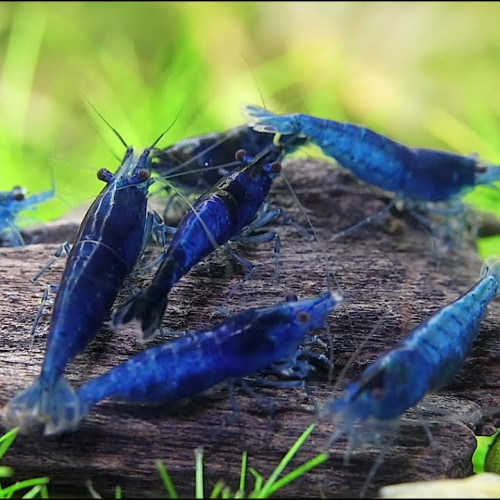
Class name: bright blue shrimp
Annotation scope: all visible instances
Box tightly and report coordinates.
[43,291,340,435]
[320,256,500,493]
[1,146,161,434]
[113,137,299,340]
[244,105,500,203]
[0,185,54,246]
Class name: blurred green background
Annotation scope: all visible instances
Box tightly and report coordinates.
[1,1,500,256]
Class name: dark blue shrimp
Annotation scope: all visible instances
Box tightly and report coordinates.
[245,106,500,203]
[320,256,500,491]
[43,292,340,435]
[2,147,160,433]
[151,124,306,194]
[113,139,296,340]
[0,185,54,246]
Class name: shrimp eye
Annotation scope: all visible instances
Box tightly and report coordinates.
[12,187,25,201]
[137,169,150,182]
[286,294,298,303]
[235,149,248,162]
[476,164,488,174]
[97,168,112,182]
[269,161,282,174]
[296,311,310,323]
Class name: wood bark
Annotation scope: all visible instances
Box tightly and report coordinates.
[0,158,499,498]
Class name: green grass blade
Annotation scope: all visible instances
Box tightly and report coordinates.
[0,429,19,462]
[156,459,179,499]
[39,485,49,500]
[114,485,122,499]
[0,477,49,499]
[0,467,13,479]
[1,2,47,145]
[248,468,263,495]
[85,479,102,499]
[238,451,248,494]
[20,484,46,499]
[195,447,204,499]
[256,423,317,497]
[264,452,329,497]
[209,480,226,499]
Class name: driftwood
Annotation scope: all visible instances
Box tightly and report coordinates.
[1,158,499,498]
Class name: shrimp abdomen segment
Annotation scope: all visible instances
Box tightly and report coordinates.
[329,347,432,424]
[403,148,477,201]
[404,273,499,391]
[247,109,411,193]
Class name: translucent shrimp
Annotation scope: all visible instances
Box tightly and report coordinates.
[244,105,500,203]
[42,292,341,436]
[0,185,54,246]
[113,137,302,340]
[2,146,162,434]
[320,256,500,494]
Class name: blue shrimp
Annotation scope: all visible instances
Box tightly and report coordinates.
[2,146,161,433]
[0,185,54,246]
[44,292,340,435]
[113,139,298,340]
[244,106,500,203]
[320,256,500,494]
[152,124,306,194]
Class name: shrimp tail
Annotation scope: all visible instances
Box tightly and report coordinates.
[243,105,301,135]
[42,378,81,436]
[2,376,79,436]
[113,291,168,342]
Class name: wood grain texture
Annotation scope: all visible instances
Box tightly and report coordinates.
[0,158,498,498]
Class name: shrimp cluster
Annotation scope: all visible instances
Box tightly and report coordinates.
[1,102,499,498]
[2,125,335,437]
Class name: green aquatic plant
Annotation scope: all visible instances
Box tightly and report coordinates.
[0,428,49,499]
[155,423,328,499]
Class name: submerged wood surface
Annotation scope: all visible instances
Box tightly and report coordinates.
[0,158,499,498]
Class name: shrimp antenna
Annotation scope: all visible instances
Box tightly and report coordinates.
[281,171,353,385]
[327,306,394,403]
[81,95,128,149]
[149,103,185,149]
[153,176,219,252]
[239,52,266,110]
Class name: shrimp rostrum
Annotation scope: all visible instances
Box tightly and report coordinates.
[320,256,500,489]
[44,292,340,436]
[2,146,162,435]
[244,105,500,204]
